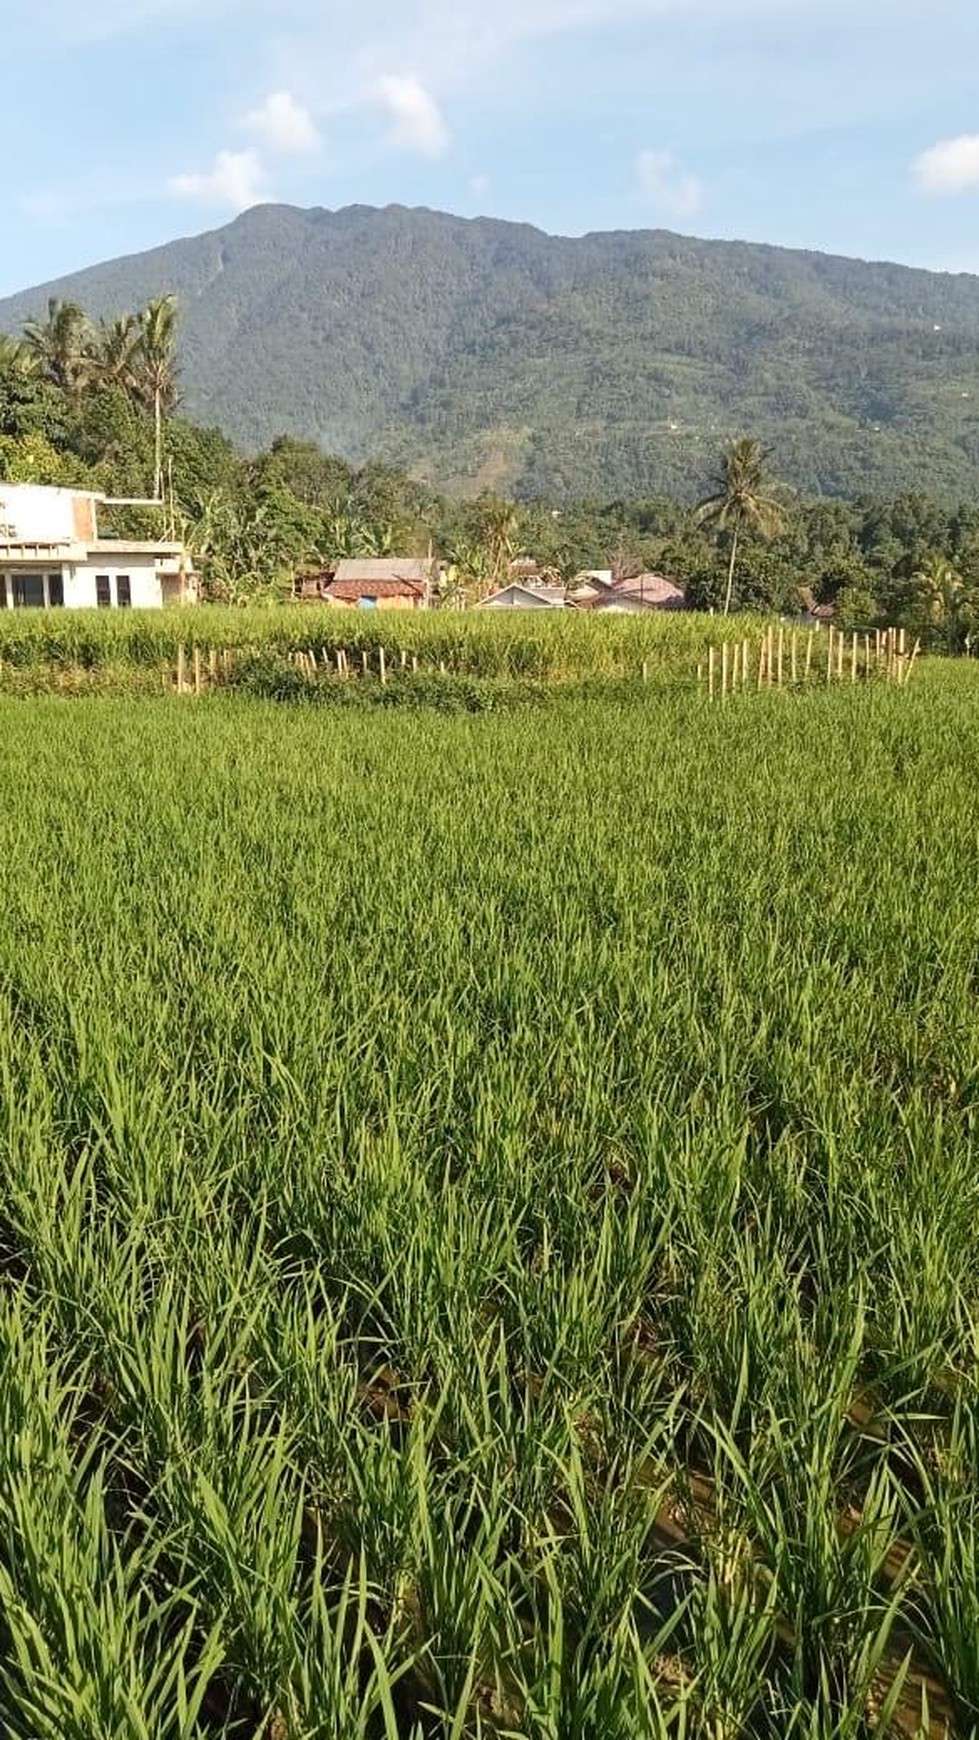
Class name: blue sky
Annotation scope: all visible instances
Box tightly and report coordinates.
[3,0,979,295]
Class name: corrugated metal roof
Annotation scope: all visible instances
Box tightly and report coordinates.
[332,558,431,584]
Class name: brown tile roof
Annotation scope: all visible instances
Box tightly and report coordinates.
[326,576,426,601]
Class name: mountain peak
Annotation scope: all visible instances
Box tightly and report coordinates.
[2,204,977,500]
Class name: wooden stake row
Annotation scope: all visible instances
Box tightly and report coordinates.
[700,626,920,701]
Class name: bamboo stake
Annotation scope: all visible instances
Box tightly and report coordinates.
[361,650,369,677]
[193,646,202,696]
[906,638,921,683]
[177,644,186,694]
[697,662,704,691]
[791,631,798,686]
[208,647,217,685]
[400,649,407,670]
[721,640,729,700]
[827,625,834,683]
[743,639,750,692]
[379,646,387,685]
[757,636,766,692]
[642,659,649,685]
[836,630,844,682]
[777,626,784,690]
[805,630,814,684]
[412,654,419,672]
[708,644,716,702]
[899,627,907,657]
[851,632,858,684]
[863,633,870,679]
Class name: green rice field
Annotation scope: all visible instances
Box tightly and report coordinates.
[0,652,978,1737]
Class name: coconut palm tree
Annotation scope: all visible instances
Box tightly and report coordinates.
[21,298,94,396]
[478,497,523,580]
[133,296,180,500]
[696,437,788,616]
[95,312,142,394]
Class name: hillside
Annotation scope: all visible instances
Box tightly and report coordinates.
[3,203,979,500]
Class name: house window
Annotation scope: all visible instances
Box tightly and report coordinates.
[48,573,64,608]
[115,575,132,608]
[96,575,111,609]
[358,595,378,610]
[12,574,45,609]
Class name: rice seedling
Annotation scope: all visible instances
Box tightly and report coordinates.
[0,656,976,1732]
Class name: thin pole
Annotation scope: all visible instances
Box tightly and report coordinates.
[193,646,202,696]
[777,626,784,690]
[709,644,716,702]
[791,631,798,686]
[836,630,844,681]
[177,643,186,694]
[379,646,387,685]
[826,624,834,683]
[721,640,729,700]
[805,631,814,683]
[851,632,858,683]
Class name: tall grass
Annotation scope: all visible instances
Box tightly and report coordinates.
[0,604,761,679]
[0,666,975,1733]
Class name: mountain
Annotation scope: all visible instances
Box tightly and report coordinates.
[3,203,979,501]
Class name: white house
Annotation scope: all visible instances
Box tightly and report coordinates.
[0,483,198,610]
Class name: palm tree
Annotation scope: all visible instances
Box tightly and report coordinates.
[696,437,788,616]
[21,298,94,396]
[478,497,523,580]
[95,312,142,394]
[913,552,962,624]
[0,334,29,373]
[134,296,180,500]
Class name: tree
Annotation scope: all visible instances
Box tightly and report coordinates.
[477,496,523,580]
[696,437,788,616]
[134,296,180,500]
[21,299,94,398]
[95,313,142,394]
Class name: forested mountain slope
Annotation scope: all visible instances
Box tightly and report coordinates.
[3,202,978,500]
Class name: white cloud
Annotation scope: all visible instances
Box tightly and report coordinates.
[913,134,979,194]
[637,148,703,217]
[375,74,450,156]
[168,148,267,209]
[244,90,321,154]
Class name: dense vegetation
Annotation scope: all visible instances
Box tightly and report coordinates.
[0,666,976,1737]
[3,204,979,501]
[3,307,979,645]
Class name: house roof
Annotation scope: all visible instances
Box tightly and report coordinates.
[326,576,426,601]
[613,573,686,607]
[88,540,188,557]
[477,582,567,609]
[332,558,432,584]
[573,580,659,612]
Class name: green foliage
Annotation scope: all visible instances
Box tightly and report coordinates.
[4,204,979,499]
[0,669,975,1729]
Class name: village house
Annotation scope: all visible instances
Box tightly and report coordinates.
[611,573,687,609]
[0,483,197,609]
[295,557,434,610]
[477,580,568,610]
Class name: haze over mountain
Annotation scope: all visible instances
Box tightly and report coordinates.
[3,202,979,502]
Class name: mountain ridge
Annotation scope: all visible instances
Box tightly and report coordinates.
[3,202,979,501]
